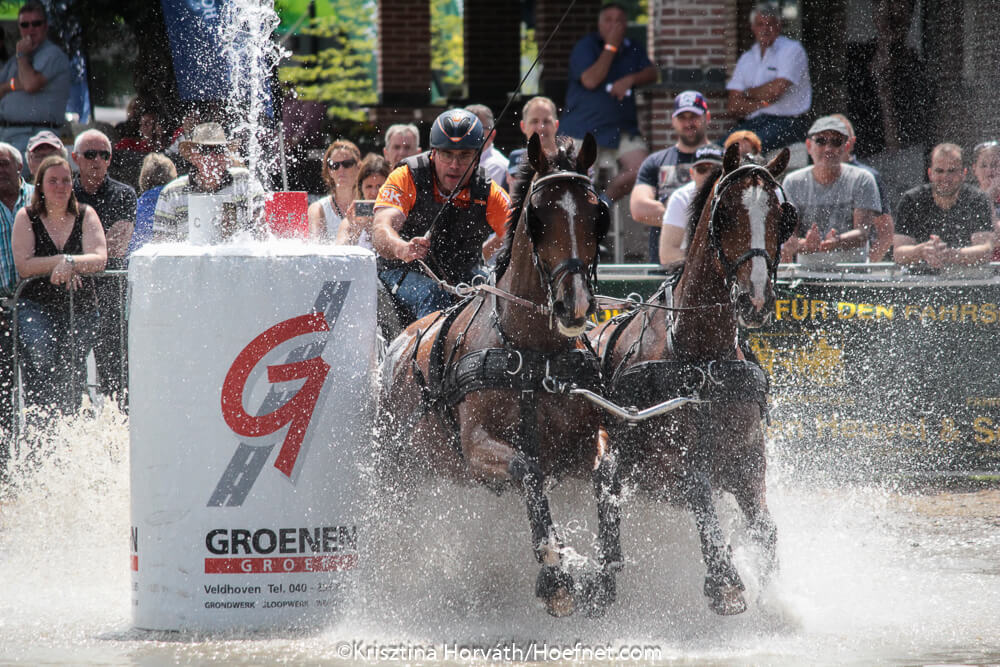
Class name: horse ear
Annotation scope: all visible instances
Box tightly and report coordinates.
[576,133,597,173]
[723,142,741,174]
[767,147,790,179]
[527,133,548,173]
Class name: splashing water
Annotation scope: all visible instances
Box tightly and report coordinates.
[219,0,287,190]
[2,409,1000,664]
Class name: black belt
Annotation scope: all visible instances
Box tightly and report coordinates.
[0,120,63,128]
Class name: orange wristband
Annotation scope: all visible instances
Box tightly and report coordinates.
[8,78,14,91]
[604,43,618,53]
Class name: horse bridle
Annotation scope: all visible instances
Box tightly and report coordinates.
[524,170,607,318]
[707,164,798,291]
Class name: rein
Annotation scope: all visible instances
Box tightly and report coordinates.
[416,169,603,319]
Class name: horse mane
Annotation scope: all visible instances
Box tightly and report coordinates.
[493,136,579,281]
[684,166,722,250]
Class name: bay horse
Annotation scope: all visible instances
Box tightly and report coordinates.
[376,134,614,617]
[591,143,795,615]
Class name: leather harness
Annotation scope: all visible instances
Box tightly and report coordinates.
[410,295,603,458]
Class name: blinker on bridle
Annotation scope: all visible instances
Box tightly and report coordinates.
[525,170,604,322]
[707,164,795,290]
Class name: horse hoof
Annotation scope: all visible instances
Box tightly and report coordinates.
[536,565,575,618]
[546,587,575,617]
[578,571,617,618]
[708,585,747,616]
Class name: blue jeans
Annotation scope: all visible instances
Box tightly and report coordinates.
[17,298,99,414]
[648,226,661,264]
[733,115,810,153]
[379,268,455,322]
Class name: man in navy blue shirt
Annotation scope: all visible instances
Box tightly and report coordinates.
[558,3,657,202]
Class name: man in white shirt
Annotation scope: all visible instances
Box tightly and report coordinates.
[658,144,723,264]
[466,103,509,190]
[726,3,811,152]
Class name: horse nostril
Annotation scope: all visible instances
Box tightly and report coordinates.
[553,301,568,318]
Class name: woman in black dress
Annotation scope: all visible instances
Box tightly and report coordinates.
[12,155,107,413]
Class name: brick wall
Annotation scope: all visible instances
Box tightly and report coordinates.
[377,0,431,106]
[465,0,520,106]
[641,0,739,151]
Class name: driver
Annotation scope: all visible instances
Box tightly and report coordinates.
[373,108,511,321]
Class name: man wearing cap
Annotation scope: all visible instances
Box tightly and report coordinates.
[780,116,889,265]
[893,143,993,269]
[153,122,265,242]
[71,129,136,406]
[0,2,70,163]
[373,108,511,321]
[25,129,64,180]
[558,2,657,202]
[631,90,713,263]
[0,141,32,441]
[658,145,724,265]
[726,3,812,152]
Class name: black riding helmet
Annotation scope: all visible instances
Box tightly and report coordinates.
[429,108,484,151]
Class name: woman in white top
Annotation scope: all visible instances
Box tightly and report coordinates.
[308,139,361,241]
[334,153,391,249]
[659,145,724,264]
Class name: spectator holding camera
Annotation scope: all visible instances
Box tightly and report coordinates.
[334,153,390,248]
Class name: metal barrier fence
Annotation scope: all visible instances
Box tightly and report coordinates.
[5,270,128,447]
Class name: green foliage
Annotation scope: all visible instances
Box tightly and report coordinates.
[431,0,463,100]
[279,0,377,122]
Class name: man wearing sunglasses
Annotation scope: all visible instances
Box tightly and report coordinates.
[153,122,264,242]
[373,108,510,321]
[780,115,887,266]
[0,2,70,164]
[71,128,136,407]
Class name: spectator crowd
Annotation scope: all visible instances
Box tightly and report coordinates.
[2,1,1000,477]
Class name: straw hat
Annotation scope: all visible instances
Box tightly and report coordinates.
[179,122,229,159]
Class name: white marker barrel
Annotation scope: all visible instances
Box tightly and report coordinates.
[129,242,376,632]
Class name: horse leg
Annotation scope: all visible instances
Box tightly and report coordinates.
[729,443,778,588]
[580,428,623,617]
[683,411,746,615]
[508,451,575,617]
[462,410,575,618]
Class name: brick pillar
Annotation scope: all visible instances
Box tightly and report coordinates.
[465,0,520,106]
[535,0,602,111]
[644,0,738,150]
[377,0,431,107]
[465,0,522,150]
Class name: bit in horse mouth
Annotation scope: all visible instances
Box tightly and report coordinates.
[557,320,588,337]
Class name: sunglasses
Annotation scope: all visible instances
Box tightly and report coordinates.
[19,19,44,28]
[81,149,111,161]
[327,158,357,171]
[692,163,718,174]
[195,145,227,156]
[811,135,846,147]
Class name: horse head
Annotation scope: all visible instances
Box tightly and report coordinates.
[520,132,609,337]
[708,143,796,328]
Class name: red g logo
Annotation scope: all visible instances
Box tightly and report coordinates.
[220,312,330,477]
